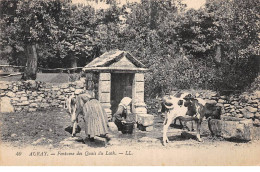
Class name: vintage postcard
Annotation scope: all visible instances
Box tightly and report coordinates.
[0,0,259,166]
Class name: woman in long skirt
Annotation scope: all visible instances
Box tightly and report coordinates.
[83,98,108,141]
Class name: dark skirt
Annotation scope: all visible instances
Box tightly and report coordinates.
[83,99,108,137]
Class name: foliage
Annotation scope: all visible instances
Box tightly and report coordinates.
[0,0,259,94]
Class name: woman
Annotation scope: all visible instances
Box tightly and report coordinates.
[68,91,108,142]
[113,97,134,131]
[83,98,109,141]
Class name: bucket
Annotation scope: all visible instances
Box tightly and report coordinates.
[121,122,134,134]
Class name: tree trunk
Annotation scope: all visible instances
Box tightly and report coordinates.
[70,53,77,73]
[22,44,38,80]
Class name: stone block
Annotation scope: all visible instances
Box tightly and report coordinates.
[31,91,38,97]
[75,80,85,88]
[135,73,144,82]
[64,88,70,93]
[0,83,9,90]
[58,95,66,100]
[245,106,257,113]
[20,97,28,101]
[0,97,14,113]
[206,100,217,104]
[99,81,111,92]
[221,120,253,141]
[138,124,154,131]
[15,107,22,112]
[135,82,144,92]
[218,99,225,103]
[29,103,38,108]
[6,92,16,98]
[75,89,84,95]
[208,119,222,136]
[60,83,69,89]
[52,86,59,91]
[134,106,147,114]
[255,112,260,119]
[240,109,254,119]
[29,108,37,112]
[136,114,154,126]
[17,101,30,106]
[99,73,111,81]
[134,92,144,102]
[108,122,118,132]
[145,126,154,131]
[99,93,110,103]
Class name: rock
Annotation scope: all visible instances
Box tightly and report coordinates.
[229,109,235,113]
[136,114,154,126]
[0,83,9,90]
[224,104,230,108]
[216,103,224,107]
[245,106,257,113]
[75,80,85,88]
[11,133,17,137]
[20,97,28,101]
[255,113,260,120]
[206,100,217,104]
[24,80,37,88]
[32,138,46,145]
[61,83,69,89]
[47,139,53,143]
[58,95,66,100]
[52,86,59,91]
[29,103,38,108]
[222,120,253,141]
[108,122,118,132]
[70,87,75,92]
[236,113,244,118]
[15,107,22,111]
[218,99,225,103]
[29,108,37,112]
[0,97,14,113]
[240,109,254,119]
[220,96,227,100]
[75,89,84,95]
[254,91,260,99]
[6,92,16,98]
[253,119,260,127]
[32,92,38,97]
[64,88,70,93]
[248,99,259,104]
[146,126,154,131]
[208,119,222,136]
[17,101,30,106]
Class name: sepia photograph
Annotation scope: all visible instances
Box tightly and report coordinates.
[0,0,259,166]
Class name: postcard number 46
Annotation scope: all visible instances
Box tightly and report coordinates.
[16,152,22,156]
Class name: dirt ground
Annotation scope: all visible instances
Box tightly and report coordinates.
[1,108,260,165]
[1,108,259,148]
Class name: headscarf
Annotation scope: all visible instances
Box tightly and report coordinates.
[119,97,132,109]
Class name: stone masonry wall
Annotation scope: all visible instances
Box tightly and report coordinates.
[147,90,260,125]
[0,79,87,113]
[1,80,260,126]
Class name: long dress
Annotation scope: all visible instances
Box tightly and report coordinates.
[83,99,108,138]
